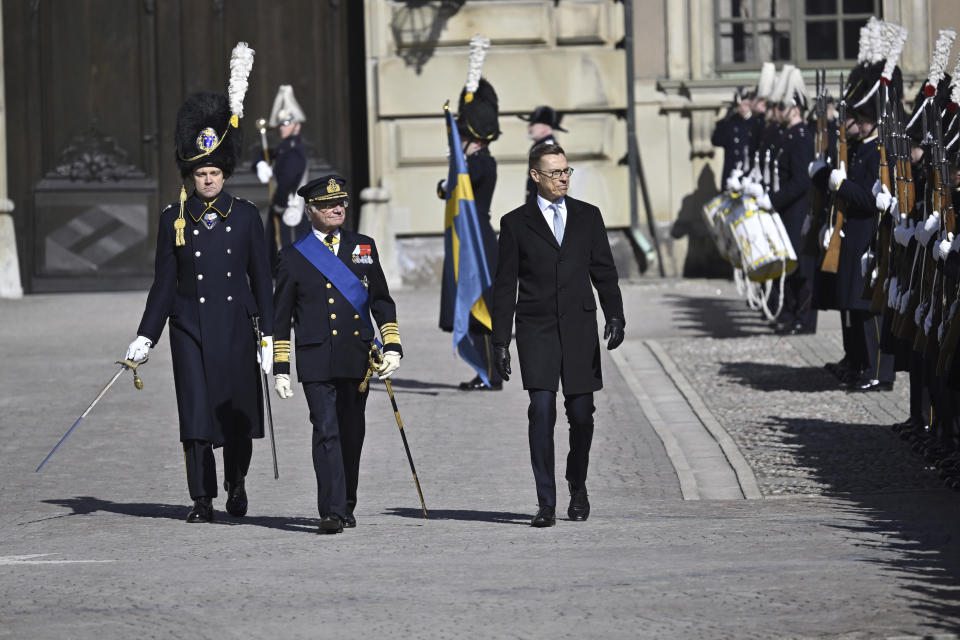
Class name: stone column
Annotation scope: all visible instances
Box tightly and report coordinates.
[0,0,22,298]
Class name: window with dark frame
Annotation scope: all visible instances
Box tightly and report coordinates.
[716,0,881,70]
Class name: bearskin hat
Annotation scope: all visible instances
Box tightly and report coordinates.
[457,77,500,142]
[174,92,242,178]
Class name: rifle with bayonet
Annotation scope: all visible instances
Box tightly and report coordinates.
[822,73,847,273]
[862,87,894,308]
[803,69,830,257]
[914,111,948,354]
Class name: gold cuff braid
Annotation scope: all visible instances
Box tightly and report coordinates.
[379,322,401,345]
[274,340,291,363]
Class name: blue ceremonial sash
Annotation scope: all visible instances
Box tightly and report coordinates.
[293,233,376,338]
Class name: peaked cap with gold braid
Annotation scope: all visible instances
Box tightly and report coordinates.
[172,42,254,247]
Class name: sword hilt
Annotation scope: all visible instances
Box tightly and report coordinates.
[115,358,146,390]
[358,345,383,393]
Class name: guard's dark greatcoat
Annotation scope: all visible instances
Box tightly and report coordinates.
[260,134,310,270]
[834,137,880,311]
[711,112,757,186]
[272,229,401,381]
[137,191,274,445]
[492,196,624,394]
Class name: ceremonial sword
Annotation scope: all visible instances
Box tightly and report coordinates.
[253,315,279,479]
[360,346,428,518]
[35,359,146,472]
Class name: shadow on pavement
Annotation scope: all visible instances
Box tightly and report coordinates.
[39,497,317,533]
[762,416,960,631]
[662,293,772,339]
[718,361,841,393]
[384,507,531,525]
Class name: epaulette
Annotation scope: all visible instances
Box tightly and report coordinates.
[233,197,258,209]
[161,202,177,214]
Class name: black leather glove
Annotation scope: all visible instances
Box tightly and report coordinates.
[493,345,511,382]
[603,317,625,350]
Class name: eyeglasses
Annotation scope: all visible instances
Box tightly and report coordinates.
[312,200,349,211]
[534,167,574,179]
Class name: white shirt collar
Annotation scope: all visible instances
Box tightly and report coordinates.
[312,227,341,242]
[536,194,565,214]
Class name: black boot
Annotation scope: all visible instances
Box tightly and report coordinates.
[224,478,248,517]
[187,497,214,523]
[567,482,590,521]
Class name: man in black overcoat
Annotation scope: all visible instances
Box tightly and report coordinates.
[272,175,402,534]
[492,143,625,527]
[125,92,274,523]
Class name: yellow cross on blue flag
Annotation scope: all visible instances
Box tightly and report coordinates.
[441,103,493,385]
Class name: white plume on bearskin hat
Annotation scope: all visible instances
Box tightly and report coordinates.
[457,34,500,141]
[269,85,307,127]
[755,62,776,100]
[769,64,795,105]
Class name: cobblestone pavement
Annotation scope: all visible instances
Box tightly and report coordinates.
[1,281,959,638]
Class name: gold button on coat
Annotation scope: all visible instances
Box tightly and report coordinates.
[330,313,336,319]
[326,282,332,289]
[353,330,359,336]
[353,314,359,319]
[332,329,338,336]
[328,298,334,304]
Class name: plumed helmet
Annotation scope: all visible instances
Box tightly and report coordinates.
[174,92,242,178]
[269,84,307,127]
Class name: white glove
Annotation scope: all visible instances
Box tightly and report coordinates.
[820,224,832,251]
[282,193,304,227]
[861,250,873,277]
[274,373,294,399]
[887,276,899,309]
[828,162,846,191]
[871,178,882,197]
[918,211,941,245]
[725,173,743,193]
[808,158,827,179]
[256,160,273,184]
[742,181,764,199]
[875,184,894,212]
[125,336,152,363]
[258,335,273,375]
[377,351,401,379]
[755,192,773,211]
[924,307,934,336]
[937,233,953,261]
[914,301,927,328]
[893,217,911,247]
[801,214,812,238]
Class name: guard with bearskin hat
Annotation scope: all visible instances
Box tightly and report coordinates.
[124,43,274,523]
[437,35,503,391]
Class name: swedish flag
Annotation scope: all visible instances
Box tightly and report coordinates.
[441,104,493,385]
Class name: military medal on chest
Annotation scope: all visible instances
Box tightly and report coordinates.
[352,244,373,265]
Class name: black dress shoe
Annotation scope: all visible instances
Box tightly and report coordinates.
[788,323,815,335]
[187,497,214,523]
[224,479,248,517]
[531,506,556,528]
[567,482,590,521]
[848,377,894,392]
[318,515,344,534]
[343,511,357,528]
[458,375,503,391]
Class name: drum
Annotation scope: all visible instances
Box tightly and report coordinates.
[727,199,797,282]
[702,193,740,264]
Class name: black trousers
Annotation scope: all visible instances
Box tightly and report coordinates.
[850,310,895,383]
[781,268,818,331]
[302,379,368,518]
[527,390,595,508]
[182,436,252,500]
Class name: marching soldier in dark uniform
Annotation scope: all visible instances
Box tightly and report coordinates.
[255,84,310,275]
[492,143,625,528]
[273,175,402,534]
[520,105,565,202]
[711,88,757,187]
[769,68,816,334]
[125,70,274,522]
[438,46,502,391]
